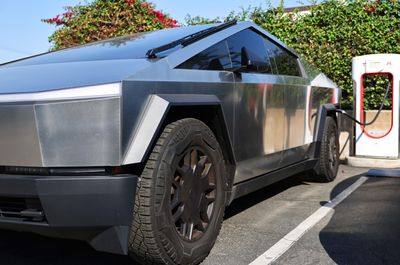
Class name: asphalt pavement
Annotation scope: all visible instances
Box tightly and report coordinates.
[2,165,399,265]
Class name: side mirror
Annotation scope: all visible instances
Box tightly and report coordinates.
[241,47,251,68]
[239,47,271,73]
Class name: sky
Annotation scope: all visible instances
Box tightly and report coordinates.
[0,0,306,64]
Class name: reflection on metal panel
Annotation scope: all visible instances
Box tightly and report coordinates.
[121,81,155,153]
[234,152,282,183]
[283,85,306,149]
[234,73,310,181]
[234,74,286,162]
[233,74,287,182]
[263,83,285,154]
[0,105,42,166]
[36,98,120,166]
[0,83,121,103]
[123,95,169,164]
[279,85,308,167]
[304,86,314,143]
[235,77,309,158]
[308,87,333,140]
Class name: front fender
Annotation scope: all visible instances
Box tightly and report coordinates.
[122,94,235,166]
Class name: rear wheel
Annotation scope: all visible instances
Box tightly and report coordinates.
[129,118,227,265]
[313,116,340,182]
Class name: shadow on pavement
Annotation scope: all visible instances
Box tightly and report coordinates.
[0,171,366,264]
[225,175,308,220]
[0,174,309,264]
[0,229,133,265]
[319,176,400,265]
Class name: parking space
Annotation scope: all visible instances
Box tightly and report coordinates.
[2,165,400,265]
[274,175,400,265]
[203,165,367,265]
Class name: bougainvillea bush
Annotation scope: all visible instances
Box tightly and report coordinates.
[43,0,178,50]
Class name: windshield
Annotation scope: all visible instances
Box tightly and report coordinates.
[3,24,215,68]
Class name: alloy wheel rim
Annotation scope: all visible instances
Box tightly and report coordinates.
[328,131,338,170]
[170,147,217,241]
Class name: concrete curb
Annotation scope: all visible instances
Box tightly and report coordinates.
[347,156,400,168]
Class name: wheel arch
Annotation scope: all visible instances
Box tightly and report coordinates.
[314,103,339,144]
[312,103,339,175]
[122,94,236,200]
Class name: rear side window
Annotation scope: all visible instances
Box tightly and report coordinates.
[177,41,232,71]
[266,40,302,77]
[226,29,273,74]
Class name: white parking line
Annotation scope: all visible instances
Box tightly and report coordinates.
[249,176,368,265]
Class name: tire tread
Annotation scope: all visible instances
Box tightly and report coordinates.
[129,118,226,265]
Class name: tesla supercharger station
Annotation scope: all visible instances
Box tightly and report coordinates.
[353,54,400,158]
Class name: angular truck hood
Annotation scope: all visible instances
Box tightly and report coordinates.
[0,59,151,94]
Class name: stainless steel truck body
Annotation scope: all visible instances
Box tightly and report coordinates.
[0,21,340,265]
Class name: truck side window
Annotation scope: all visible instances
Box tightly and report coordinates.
[265,40,302,77]
[226,29,273,74]
[177,41,232,71]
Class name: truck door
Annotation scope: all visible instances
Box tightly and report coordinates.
[228,28,311,184]
[229,29,284,183]
[264,40,309,168]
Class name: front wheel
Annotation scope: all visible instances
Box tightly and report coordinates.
[129,118,227,265]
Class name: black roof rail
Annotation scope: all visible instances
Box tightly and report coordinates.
[146,20,237,59]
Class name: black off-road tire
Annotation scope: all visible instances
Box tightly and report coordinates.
[313,116,340,182]
[129,118,227,265]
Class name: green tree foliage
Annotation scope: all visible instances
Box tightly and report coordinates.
[185,8,254,25]
[43,0,178,50]
[255,0,400,109]
[186,0,400,109]
[185,15,222,25]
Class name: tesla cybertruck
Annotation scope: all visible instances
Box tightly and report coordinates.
[0,21,340,265]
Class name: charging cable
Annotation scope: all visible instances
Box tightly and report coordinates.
[335,81,391,126]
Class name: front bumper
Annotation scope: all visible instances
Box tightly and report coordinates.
[0,173,137,255]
